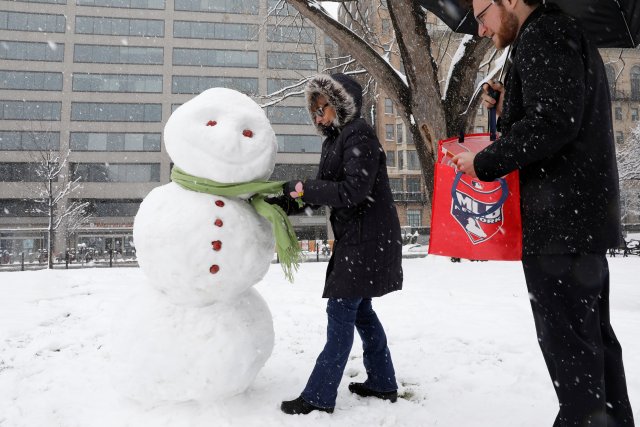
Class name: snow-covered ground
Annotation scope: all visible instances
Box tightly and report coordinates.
[1,256,638,427]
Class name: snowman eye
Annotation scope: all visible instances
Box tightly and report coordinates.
[206,120,217,126]
[242,129,253,138]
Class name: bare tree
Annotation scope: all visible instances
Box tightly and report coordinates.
[617,122,640,224]
[273,0,494,200]
[32,149,90,269]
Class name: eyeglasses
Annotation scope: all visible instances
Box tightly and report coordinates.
[313,103,330,118]
[475,0,496,27]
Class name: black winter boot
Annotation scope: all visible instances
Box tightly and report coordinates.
[348,382,398,403]
[280,396,334,415]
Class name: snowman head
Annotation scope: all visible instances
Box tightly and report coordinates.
[164,88,277,183]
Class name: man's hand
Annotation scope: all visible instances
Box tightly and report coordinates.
[481,79,505,117]
[451,152,478,178]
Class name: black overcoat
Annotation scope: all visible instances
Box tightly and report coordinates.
[304,117,403,298]
[474,4,622,255]
[275,73,403,298]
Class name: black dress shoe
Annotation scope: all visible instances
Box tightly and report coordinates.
[280,396,334,415]
[348,382,398,403]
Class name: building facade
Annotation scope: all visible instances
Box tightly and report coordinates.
[0,0,328,262]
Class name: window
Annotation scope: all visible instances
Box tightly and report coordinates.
[398,150,404,170]
[406,177,421,193]
[172,76,257,95]
[616,131,624,144]
[267,79,304,96]
[77,0,165,10]
[0,101,61,120]
[71,163,160,182]
[385,124,394,140]
[267,52,316,70]
[407,151,419,170]
[266,106,309,125]
[276,135,322,153]
[0,11,65,33]
[631,66,640,100]
[632,108,638,121]
[0,162,54,182]
[70,133,161,151]
[475,71,486,89]
[75,16,164,37]
[381,19,391,35]
[0,199,48,217]
[267,0,296,16]
[0,41,64,62]
[605,64,616,96]
[175,0,258,14]
[615,106,622,120]
[384,98,393,114]
[269,164,319,181]
[475,126,485,133]
[389,178,402,193]
[386,150,396,167]
[0,70,62,91]
[0,131,60,150]
[397,123,403,144]
[477,103,484,116]
[75,199,143,217]
[173,21,257,41]
[173,48,258,68]
[407,210,422,228]
[73,74,162,93]
[13,0,65,4]
[74,45,163,64]
[71,102,162,122]
[267,25,315,44]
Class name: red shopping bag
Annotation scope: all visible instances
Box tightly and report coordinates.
[428,133,522,261]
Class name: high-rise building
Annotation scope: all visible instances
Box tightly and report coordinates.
[0,0,328,262]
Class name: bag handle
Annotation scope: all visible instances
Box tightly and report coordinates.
[451,172,509,218]
[487,86,499,141]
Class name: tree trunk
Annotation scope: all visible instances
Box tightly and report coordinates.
[285,0,491,203]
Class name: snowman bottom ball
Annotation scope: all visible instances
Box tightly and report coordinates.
[110,286,274,404]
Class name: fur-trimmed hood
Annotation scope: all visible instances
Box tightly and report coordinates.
[305,73,362,134]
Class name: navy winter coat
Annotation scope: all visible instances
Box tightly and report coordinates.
[277,73,403,298]
[474,4,622,255]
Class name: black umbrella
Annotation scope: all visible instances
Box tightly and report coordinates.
[416,0,640,48]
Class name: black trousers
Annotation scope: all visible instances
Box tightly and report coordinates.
[522,254,634,427]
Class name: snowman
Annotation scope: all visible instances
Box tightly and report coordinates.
[111,88,293,404]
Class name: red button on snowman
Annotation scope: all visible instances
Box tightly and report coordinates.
[111,88,278,404]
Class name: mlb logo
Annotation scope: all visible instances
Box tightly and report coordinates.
[450,176,505,245]
[429,134,521,261]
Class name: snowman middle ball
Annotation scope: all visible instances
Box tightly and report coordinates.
[134,183,275,306]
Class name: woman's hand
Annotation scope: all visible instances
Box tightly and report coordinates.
[284,181,305,208]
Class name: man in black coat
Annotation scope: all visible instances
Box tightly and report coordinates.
[272,73,403,415]
[454,1,634,426]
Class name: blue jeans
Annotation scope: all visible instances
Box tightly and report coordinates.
[301,297,397,408]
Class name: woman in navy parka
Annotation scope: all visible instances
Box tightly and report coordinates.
[270,73,403,414]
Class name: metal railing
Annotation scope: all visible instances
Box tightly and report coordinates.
[392,191,426,202]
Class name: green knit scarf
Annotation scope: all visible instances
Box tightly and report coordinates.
[171,166,301,282]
